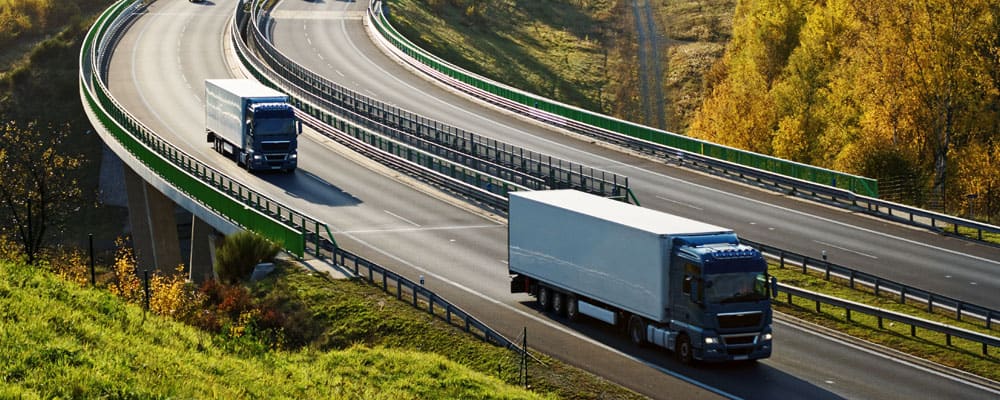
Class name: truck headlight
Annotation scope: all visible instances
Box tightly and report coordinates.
[704,336,719,344]
[253,154,262,160]
[761,333,772,341]
[290,153,297,159]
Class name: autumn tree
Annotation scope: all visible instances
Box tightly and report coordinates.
[0,121,84,264]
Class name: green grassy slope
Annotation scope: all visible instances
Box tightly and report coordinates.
[0,260,547,399]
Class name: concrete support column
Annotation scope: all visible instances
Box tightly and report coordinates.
[124,166,183,273]
[189,214,218,284]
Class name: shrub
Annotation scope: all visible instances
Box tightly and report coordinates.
[214,231,281,284]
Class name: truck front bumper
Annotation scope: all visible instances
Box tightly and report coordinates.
[696,331,772,362]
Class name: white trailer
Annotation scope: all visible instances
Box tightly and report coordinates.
[508,190,773,363]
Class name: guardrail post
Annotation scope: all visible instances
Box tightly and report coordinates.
[848,270,855,289]
[946,333,951,347]
[446,304,452,324]
[877,316,883,329]
[429,293,435,315]
[382,272,387,291]
[956,303,963,321]
[900,286,907,304]
[910,325,916,337]
[815,300,821,313]
[396,280,402,300]
[845,308,851,321]
[987,312,992,330]
[824,262,831,280]
[874,280,881,296]
[413,287,418,307]
[927,295,933,313]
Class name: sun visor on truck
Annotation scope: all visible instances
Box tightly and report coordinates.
[671,233,739,247]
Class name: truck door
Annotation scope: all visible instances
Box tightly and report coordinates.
[675,257,702,323]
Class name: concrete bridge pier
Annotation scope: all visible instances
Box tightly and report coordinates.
[124,167,218,280]
[188,214,218,284]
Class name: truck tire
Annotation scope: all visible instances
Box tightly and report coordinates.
[566,295,579,321]
[552,291,565,317]
[628,315,647,347]
[538,286,552,311]
[676,334,694,365]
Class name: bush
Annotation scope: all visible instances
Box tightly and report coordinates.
[214,231,281,284]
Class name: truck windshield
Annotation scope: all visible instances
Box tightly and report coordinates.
[254,118,296,136]
[704,272,768,304]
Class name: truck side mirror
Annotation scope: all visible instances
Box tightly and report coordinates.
[770,276,778,299]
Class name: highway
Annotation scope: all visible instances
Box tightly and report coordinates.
[102,0,999,398]
[267,1,1000,310]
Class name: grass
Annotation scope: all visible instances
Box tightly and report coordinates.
[945,224,1000,245]
[768,262,1000,381]
[0,259,642,399]
[385,0,736,134]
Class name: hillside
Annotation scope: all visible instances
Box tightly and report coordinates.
[0,260,546,399]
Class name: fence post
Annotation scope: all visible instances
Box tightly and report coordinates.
[143,270,150,311]
[89,233,96,286]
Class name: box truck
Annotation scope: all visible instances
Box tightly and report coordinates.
[508,190,773,364]
[205,79,299,172]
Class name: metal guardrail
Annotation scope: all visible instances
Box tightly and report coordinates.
[235,1,524,209]
[80,0,336,259]
[367,1,1000,243]
[776,283,1000,356]
[743,239,1000,331]
[333,246,531,359]
[247,1,633,204]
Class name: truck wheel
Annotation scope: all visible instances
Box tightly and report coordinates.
[538,286,552,311]
[552,291,565,317]
[676,334,694,365]
[628,315,647,347]
[566,295,579,321]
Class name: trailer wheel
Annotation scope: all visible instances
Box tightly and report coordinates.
[538,286,552,311]
[566,295,579,321]
[628,315,647,347]
[676,334,693,365]
[552,291,565,317]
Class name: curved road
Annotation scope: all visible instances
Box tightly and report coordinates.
[103,0,999,399]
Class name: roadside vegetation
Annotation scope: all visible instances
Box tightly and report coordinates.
[768,262,1000,381]
[0,259,550,399]
[0,234,642,399]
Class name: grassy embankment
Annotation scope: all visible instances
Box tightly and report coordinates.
[386,0,732,134]
[1,259,645,398]
[0,260,543,398]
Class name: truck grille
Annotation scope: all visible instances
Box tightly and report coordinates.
[717,312,762,329]
[722,334,757,345]
[261,142,290,152]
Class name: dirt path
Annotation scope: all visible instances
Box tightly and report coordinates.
[631,0,667,130]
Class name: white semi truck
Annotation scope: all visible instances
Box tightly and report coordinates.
[508,190,773,363]
[206,79,299,172]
